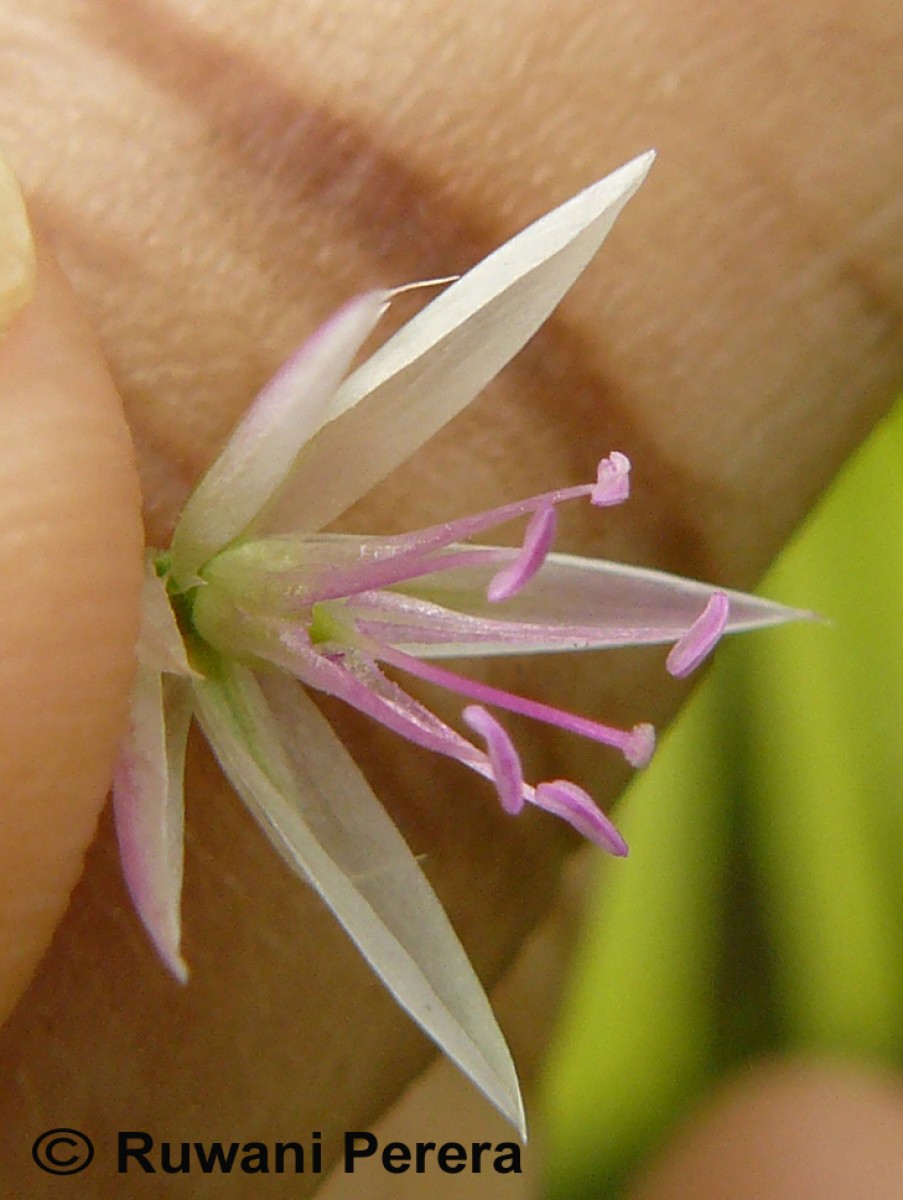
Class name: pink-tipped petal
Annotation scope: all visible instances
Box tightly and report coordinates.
[487,505,557,602]
[591,451,631,506]
[112,669,192,983]
[533,780,628,855]
[169,291,390,583]
[666,590,731,678]
[463,706,526,814]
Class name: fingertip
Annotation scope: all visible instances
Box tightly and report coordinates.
[0,226,143,1020]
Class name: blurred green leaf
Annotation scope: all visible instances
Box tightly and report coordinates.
[742,407,903,1057]
[541,674,731,1199]
[541,400,903,1197]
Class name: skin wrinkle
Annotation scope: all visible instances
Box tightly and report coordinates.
[49,0,887,587]
[26,32,845,763]
[74,0,716,576]
[17,2,903,462]
[83,0,487,283]
[734,135,903,358]
[77,0,903,584]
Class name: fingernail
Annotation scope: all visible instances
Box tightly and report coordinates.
[0,149,36,332]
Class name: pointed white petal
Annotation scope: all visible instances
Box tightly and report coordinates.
[381,550,814,657]
[193,663,525,1136]
[169,292,390,584]
[113,668,193,982]
[135,554,196,675]
[259,153,655,534]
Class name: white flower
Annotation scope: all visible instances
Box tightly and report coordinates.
[113,152,808,1134]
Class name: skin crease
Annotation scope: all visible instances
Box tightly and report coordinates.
[0,0,900,1194]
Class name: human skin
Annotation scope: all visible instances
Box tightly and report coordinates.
[628,1058,903,1200]
[0,0,900,1193]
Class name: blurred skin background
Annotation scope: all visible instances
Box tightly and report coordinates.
[0,0,901,1196]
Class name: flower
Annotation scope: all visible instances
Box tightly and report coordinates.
[113,152,808,1134]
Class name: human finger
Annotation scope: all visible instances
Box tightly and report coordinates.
[0,154,143,1021]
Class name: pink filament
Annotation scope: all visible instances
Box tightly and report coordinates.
[282,454,631,608]
[374,640,654,766]
[360,453,630,561]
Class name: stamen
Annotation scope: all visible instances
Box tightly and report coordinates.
[277,633,489,770]
[666,590,730,678]
[533,781,628,855]
[373,641,653,766]
[345,451,633,568]
[487,505,557,603]
[591,451,631,506]
[261,452,633,606]
[462,706,525,814]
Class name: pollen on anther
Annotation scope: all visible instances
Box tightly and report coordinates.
[591,451,631,507]
[624,722,656,768]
